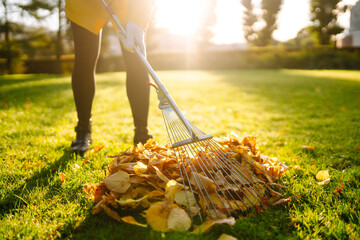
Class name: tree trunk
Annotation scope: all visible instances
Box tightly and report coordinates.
[55,0,63,74]
[2,0,12,74]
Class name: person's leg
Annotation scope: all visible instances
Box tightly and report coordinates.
[70,21,102,153]
[121,45,152,145]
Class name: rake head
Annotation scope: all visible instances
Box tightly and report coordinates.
[159,101,283,222]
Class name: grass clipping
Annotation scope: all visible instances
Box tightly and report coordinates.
[84,132,287,232]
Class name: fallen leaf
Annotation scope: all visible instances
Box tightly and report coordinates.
[301,145,315,150]
[316,170,330,181]
[167,207,192,232]
[82,158,92,163]
[333,187,343,194]
[272,198,291,206]
[192,217,236,234]
[355,147,360,150]
[102,204,122,222]
[218,233,238,240]
[104,171,131,194]
[134,161,148,175]
[121,216,147,228]
[145,201,178,232]
[59,172,66,184]
[274,141,284,146]
[318,178,330,185]
[93,145,105,153]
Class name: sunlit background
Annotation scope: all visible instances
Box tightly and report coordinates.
[6,0,358,45]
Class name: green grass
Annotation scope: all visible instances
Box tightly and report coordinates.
[0,69,359,239]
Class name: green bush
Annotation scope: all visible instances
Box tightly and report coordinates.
[5,47,360,74]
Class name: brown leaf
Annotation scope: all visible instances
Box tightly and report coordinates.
[272,197,291,206]
[93,145,105,153]
[104,171,131,194]
[82,158,92,163]
[301,145,315,150]
[59,172,66,184]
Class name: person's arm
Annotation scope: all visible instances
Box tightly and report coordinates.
[126,0,155,31]
[120,0,154,55]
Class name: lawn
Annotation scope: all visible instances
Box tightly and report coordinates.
[0,69,359,239]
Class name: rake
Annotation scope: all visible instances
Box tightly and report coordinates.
[102,0,280,222]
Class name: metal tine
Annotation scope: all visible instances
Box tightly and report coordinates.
[166,112,238,219]
[191,122,278,183]
[206,140,278,196]
[194,143,263,212]
[163,108,221,220]
[187,142,251,215]
[161,104,276,218]
[168,116,223,219]
[175,134,238,218]
[204,138,271,199]
[169,117,254,218]
[185,122,267,202]
[189,122,278,194]
[186,137,254,208]
[164,109,264,216]
[161,108,203,222]
[191,139,261,208]
[200,140,265,205]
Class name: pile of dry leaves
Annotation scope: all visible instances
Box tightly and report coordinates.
[83,132,287,233]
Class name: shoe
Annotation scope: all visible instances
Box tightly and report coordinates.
[134,127,153,145]
[69,122,92,154]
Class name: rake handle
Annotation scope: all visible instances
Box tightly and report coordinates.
[101,0,197,140]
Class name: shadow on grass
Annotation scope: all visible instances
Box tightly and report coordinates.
[0,74,61,86]
[0,151,74,216]
[1,75,126,108]
[58,207,294,240]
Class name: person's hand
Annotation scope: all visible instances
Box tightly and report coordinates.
[119,22,146,56]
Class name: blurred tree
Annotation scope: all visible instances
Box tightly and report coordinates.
[310,0,346,45]
[241,0,257,44]
[282,27,318,49]
[257,0,283,46]
[197,0,217,50]
[240,0,283,46]
[19,0,66,73]
[0,0,18,73]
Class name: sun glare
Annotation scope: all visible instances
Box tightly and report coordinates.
[155,0,209,36]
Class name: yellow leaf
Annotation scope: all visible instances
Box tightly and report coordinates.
[102,204,122,222]
[121,216,147,228]
[218,233,238,240]
[165,180,183,201]
[301,145,315,150]
[316,170,330,181]
[134,161,148,175]
[174,190,197,207]
[167,207,192,232]
[192,217,236,234]
[189,172,216,190]
[145,201,178,232]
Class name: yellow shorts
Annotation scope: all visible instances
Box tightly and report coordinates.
[65,0,128,35]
